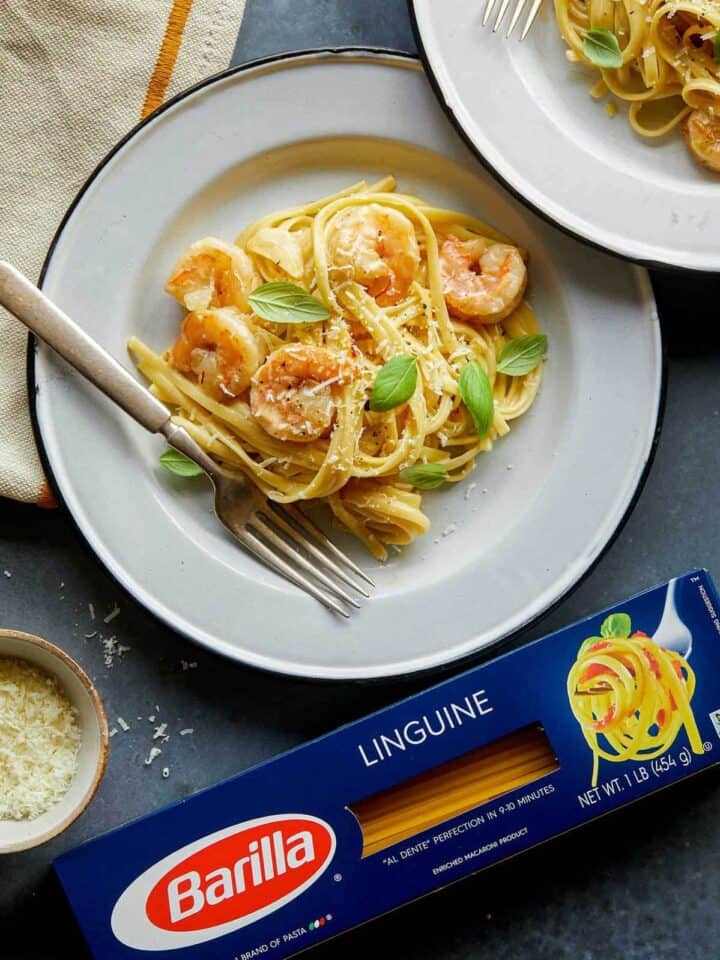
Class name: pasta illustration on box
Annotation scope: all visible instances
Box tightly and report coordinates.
[568,582,704,787]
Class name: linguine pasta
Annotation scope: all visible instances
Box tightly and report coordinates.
[129,178,544,560]
[555,0,720,170]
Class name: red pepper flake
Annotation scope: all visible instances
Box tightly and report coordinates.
[642,647,661,679]
[593,705,616,731]
[580,663,617,684]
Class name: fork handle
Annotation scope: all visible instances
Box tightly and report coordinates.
[0,260,223,479]
[0,260,172,433]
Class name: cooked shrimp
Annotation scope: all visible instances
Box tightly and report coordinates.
[439,235,527,324]
[169,306,264,402]
[327,204,420,306]
[684,110,720,173]
[250,344,356,442]
[165,237,262,312]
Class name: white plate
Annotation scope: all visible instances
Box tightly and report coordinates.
[31,50,661,680]
[410,1,720,270]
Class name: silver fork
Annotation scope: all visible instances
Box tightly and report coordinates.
[483,0,543,39]
[0,261,373,618]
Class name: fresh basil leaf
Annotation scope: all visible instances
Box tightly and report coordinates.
[400,463,448,490]
[497,334,548,376]
[459,361,494,437]
[369,355,418,412]
[582,28,623,69]
[248,282,330,324]
[600,613,632,639]
[159,448,204,478]
[714,33,720,63]
[578,636,606,656]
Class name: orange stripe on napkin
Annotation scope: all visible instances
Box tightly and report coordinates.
[141,0,195,120]
[36,479,57,510]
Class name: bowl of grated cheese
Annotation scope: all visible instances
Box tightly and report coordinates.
[0,629,108,853]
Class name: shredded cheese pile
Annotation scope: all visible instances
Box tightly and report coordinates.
[0,657,81,820]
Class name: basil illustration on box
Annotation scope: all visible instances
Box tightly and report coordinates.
[56,571,720,960]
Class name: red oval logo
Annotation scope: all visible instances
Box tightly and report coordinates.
[145,816,334,933]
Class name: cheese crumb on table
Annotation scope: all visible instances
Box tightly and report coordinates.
[0,657,81,820]
[153,723,168,741]
[103,605,121,625]
[101,636,130,668]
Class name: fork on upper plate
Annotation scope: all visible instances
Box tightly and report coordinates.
[0,260,373,618]
[483,0,544,40]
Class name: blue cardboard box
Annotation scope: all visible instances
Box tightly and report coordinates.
[56,571,720,958]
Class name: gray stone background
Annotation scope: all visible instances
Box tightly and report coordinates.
[3,1,720,958]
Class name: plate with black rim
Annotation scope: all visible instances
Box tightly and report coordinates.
[31,49,662,679]
[409,1,720,271]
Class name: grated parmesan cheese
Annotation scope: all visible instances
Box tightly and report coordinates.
[153,723,168,741]
[101,636,130,668]
[103,604,120,624]
[0,657,81,820]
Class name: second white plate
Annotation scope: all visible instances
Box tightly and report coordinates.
[411,1,720,270]
[32,51,661,679]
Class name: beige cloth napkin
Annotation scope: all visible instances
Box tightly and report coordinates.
[0,0,246,507]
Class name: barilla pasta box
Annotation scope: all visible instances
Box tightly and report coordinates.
[56,570,720,959]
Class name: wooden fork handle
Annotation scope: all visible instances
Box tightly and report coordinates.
[0,260,171,434]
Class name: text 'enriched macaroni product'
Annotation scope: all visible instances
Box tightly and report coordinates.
[56,571,720,959]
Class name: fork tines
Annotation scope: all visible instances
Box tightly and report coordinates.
[483,0,543,39]
[240,502,374,618]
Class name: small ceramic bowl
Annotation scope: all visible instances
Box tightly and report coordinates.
[0,629,108,853]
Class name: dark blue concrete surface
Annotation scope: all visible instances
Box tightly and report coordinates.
[3,2,720,958]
